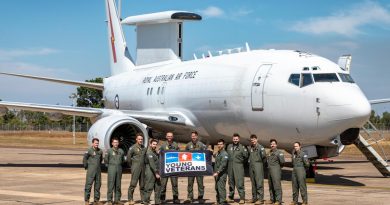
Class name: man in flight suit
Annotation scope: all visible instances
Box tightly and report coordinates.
[105,138,125,205]
[290,142,309,205]
[143,139,161,205]
[83,138,103,205]
[266,139,285,205]
[184,131,207,204]
[213,139,229,205]
[127,133,146,205]
[227,133,248,204]
[248,135,267,205]
[160,132,180,204]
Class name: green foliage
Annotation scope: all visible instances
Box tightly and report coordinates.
[369,110,381,123]
[380,112,390,126]
[76,78,104,108]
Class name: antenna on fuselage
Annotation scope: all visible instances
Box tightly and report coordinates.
[245,42,251,52]
[193,54,198,60]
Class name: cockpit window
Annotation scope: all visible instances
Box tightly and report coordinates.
[301,73,313,87]
[338,73,355,83]
[313,73,339,82]
[288,74,300,86]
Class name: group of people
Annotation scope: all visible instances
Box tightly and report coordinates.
[83,131,310,205]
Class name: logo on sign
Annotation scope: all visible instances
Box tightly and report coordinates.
[164,152,206,174]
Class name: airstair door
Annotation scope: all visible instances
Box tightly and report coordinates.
[159,82,167,105]
[251,64,272,111]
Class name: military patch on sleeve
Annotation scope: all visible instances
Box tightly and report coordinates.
[280,153,284,156]
[149,155,153,158]
[224,156,228,159]
[261,148,265,150]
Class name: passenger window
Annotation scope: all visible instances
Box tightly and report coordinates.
[301,73,313,87]
[288,74,300,86]
[312,66,320,71]
[303,67,310,71]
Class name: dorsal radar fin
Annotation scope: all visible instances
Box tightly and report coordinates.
[105,0,135,75]
[122,11,202,65]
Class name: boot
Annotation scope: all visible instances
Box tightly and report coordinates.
[93,201,103,205]
[106,202,113,205]
[85,201,90,205]
[239,199,245,204]
[290,202,297,205]
[198,199,205,204]
[257,200,265,205]
[227,198,235,203]
[302,203,308,205]
[264,200,273,204]
[173,199,180,204]
[184,199,193,203]
[115,201,124,205]
[274,202,281,205]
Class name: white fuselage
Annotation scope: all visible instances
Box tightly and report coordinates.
[102,49,371,149]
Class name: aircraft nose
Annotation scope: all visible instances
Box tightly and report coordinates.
[323,86,371,127]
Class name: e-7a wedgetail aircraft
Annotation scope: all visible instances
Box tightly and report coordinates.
[1,0,389,175]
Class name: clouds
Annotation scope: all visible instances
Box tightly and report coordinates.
[199,6,224,18]
[289,1,390,36]
[0,48,59,61]
[198,6,252,19]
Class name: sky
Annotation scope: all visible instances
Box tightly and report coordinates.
[0,0,389,114]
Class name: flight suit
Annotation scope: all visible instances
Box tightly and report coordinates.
[214,149,229,204]
[291,150,309,204]
[185,141,207,201]
[105,147,125,203]
[127,143,146,202]
[83,147,103,203]
[267,149,285,204]
[227,143,248,201]
[159,141,180,202]
[248,143,267,203]
[144,148,161,205]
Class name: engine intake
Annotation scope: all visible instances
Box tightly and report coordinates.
[87,115,149,152]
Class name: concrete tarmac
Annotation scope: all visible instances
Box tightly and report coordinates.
[0,147,389,205]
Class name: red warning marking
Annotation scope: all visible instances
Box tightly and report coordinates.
[107,0,117,63]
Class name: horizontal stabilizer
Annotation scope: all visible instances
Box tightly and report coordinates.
[0,72,104,90]
[369,98,390,105]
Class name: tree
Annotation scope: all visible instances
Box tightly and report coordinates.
[76,78,104,108]
[369,110,381,124]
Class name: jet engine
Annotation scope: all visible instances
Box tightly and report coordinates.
[87,115,149,152]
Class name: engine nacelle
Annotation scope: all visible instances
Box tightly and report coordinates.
[87,115,149,152]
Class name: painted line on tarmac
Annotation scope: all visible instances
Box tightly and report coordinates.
[0,190,82,200]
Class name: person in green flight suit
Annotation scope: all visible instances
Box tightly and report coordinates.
[127,133,146,205]
[83,138,103,205]
[160,132,180,204]
[105,137,125,205]
[248,134,267,205]
[227,133,248,204]
[266,139,285,205]
[213,139,229,205]
[184,131,207,204]
[143,139,161,205]
[290,142,310,205]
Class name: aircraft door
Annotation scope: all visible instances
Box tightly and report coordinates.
[159,82,167,104]
[251,64,272,111]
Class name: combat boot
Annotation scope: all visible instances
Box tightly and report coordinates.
[106,202,113,205]
[289,202,297,205]
[257,200,265,205]
[184,199,193,203]
[198,199,205,204]
[85,201,90,205]
[302,203,308,205]
[274,202,281,205]
[173,199,180,204]
[264,200,273,204]
[239,199,245,204]
[115,201,124,205]
[227,198,235,203]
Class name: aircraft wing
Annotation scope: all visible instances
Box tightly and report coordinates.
[0,101,193,126]
[369,98,390,105]
[0,72,104,90]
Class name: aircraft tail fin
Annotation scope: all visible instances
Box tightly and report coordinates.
[105,0,135,75]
